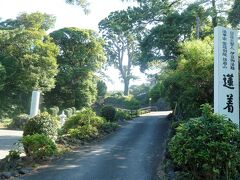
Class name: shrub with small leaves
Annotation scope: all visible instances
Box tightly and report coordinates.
[169,104,240,179]
[48,106,59,116]
[23,112,59,141]
[64,108,73,118]
[21,134,57,160]
[99,122,119,134]
[115,110,131,120]
[100,105,116,122]
[68,124,99,141]
[63,108,104,131]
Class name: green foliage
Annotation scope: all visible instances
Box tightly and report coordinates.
[23,112,59,141]
[100,105,116,122]
[149,82,162,103]
[228,0,240,27]
[99,10,139,95]
[63,108,118,142]
[104,94,140,110]
[21,134,57,160]
[125,98,140,110]
[8,114,30,130]
[99,122,119,134]
[68,124,99,141]
[63,109,105,131]
[156,38,213,119]
[64,108,73,118]
[7,150,21,160]
[130,84,150,107]
[97,80,107,97]
[169,104,240,179]
[48,106,59,116]
[45,27,105,109]
[115,109,131,120]
[0,12,59,116]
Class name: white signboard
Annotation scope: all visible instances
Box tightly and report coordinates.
[214,26,239,125]
[30,91,40,118]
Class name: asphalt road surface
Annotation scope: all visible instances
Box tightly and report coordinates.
[20,111,171,180]
[0,129,23,159]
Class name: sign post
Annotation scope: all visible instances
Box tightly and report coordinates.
[214,26,239,125]
[30,90,40,118]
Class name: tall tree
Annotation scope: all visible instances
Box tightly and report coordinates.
[99,10,139,96]
[0,12,59,116]
[228,0,240,28]
[138,3,211,70]
[44,27,106,109]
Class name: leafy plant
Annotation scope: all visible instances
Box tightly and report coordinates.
[48,106,59,116]
[99,122,119,134]
[68,124,99,141]
[100,105,116,122]
[23,112,59,141]
[169,104,240,179]
[21,134,57,160]
[115,109,131,121]
[63,108,105,131]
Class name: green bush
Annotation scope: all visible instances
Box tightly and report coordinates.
[115,109,131,120]
[169,104,240,179]
[48,106,59,116]
[21,134,57,160]
[125,98,140,110]
[8,114,29,130]
[100,105,116,122]
[71,107,76,114]
[64,109,105,131]
[23,112,59,141]
[99,122,119,134]
[68,124,99,141]
[64,108,73,118]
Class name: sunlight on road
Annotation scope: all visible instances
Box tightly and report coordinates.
[141,111,172,117]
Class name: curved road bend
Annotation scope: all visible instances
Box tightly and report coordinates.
[20,111,171,180]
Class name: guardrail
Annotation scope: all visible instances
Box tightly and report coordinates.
[117,106,158,119]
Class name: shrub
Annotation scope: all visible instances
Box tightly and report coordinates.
[21,134,57,160]
[169,104,240,179]
[8,114,29,130]
[125,98,140,110]
[64,108,73,118]
[23,112,59,141]
[71,107,76,114]
[68,124,99,141]
[100,105,116,122]
[99,122,119,134]
[64,109,105,131]
[48,106,59,116]
[115,110,131,120]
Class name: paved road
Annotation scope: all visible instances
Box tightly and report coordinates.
[21,111,171,180]
[0,129,23,159]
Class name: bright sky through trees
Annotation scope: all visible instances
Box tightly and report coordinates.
[0,0,148,92]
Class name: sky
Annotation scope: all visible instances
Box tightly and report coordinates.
[0,0,150,92]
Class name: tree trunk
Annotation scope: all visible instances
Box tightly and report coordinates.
[211,0,218,27]
[123,78,129,96]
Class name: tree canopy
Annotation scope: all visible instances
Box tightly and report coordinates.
[44,27,106,109]
[0,12,59,116]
